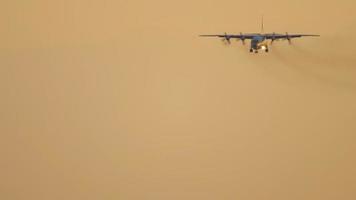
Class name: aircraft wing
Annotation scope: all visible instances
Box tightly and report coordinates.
[264,33,320,39]
[199,33,256,39]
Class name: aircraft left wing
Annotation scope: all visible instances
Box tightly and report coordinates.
[264,33,320,40]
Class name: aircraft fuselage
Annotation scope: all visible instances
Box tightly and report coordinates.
[250,35,269,53]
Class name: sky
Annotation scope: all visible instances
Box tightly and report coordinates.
[1,0,356,199]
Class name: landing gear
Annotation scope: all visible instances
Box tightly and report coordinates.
[249,49,253,53]
[265,48,269,53]
[255,50,258,53]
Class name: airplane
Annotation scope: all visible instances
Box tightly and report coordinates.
[199,17,320,53]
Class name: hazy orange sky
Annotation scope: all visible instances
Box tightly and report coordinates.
[1,0,356,199]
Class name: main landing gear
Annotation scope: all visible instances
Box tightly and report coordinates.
[249,48,269,53]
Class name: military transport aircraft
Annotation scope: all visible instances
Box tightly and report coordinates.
[200,18,320,53]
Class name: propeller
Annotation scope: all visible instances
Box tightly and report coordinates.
[285,32,292,45]
[235,32,246,45]
[270,32,276,45]
[221,32,231,45]
[239,32,246,45]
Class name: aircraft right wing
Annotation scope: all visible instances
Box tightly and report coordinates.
[199,33,256,40]
[199,33,258,44]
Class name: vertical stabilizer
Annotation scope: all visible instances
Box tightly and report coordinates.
[261,15,264,33]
